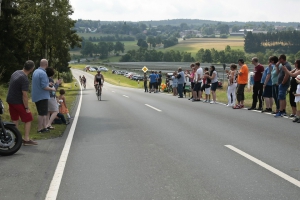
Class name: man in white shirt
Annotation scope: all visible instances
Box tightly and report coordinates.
[192,62,203,102]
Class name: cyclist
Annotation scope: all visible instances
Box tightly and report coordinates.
[94,70,105,93]
[82,75,86,89]
[79,76,82,85]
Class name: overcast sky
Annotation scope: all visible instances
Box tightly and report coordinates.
[69,0,300,23]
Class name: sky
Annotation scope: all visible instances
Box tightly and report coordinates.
[69,0,300,23]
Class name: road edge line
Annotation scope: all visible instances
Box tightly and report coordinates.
[45,77,83,200]
[225,145,300,188]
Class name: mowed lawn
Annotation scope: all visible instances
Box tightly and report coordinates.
[162,37,245,57]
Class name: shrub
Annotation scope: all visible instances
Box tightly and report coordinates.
[60,71,73,83]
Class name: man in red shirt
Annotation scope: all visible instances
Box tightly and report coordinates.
[248,57,264,110]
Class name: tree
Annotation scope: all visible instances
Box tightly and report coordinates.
[107,42,114,55]
[232,25,240,32]
[136,33,146,40]
[196,48,205,62]
[114,41,125,54]
[137,39,148,48]
[217,24,229,34]
[180,23,189,31]
[81,41,94,56]
[202,49,212,63]
[97,42,109,59]
[147,35,156,49]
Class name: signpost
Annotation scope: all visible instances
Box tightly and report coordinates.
[142,66,148,73]
[222,63,226,84]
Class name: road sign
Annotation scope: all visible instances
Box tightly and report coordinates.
[142,66,148,73]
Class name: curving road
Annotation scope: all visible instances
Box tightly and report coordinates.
[1,69,300,200]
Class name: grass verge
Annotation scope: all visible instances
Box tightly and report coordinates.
[0,78,79,140]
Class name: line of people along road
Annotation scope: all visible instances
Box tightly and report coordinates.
[143,54,300,123]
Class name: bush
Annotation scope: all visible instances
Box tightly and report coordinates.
[60,71,73,83]
[220,34,228,38]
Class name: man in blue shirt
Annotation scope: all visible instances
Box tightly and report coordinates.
[32,59,56,133]
[149,71,157,93]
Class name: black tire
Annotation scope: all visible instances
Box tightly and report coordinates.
[97,86,101,101]
[0,125,22,156]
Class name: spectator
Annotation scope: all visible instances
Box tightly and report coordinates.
[192,62,203,102]
[58,89,71,120]
[143,73,148,92]
[177,68,185,98]
[282,59,300,119]
[53,113,70,125]
[270,56,280,114]
[233,59,249,109]
[154,71,159,93]
[45,68,60,130]
[172,71,178,96]
[203,71,211,103]
[274,54,292,117]
[157,71,162,92]
[149,71,156,93]
[248,57,264,110]
[6,60,37,146]
[32,59,56,133]
[261,60,273,113]
[205,65,218,104]
[185,63,195,100]
[227,64,238,107]
[291,75,300,123]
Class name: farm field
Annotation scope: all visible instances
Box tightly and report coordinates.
[161,37,245,57]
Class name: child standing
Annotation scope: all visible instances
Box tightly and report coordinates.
[292,75,300,123]
[204,71,211,103]
[58,89,71,120]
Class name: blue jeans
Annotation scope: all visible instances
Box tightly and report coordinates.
[178,84,183,97]
[272,84,279,110]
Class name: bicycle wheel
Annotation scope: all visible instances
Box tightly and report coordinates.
[97,86,101,101]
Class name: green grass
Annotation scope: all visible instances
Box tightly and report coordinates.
[0,79,79,140]
[160,37,245,57]
[77,33,115,39]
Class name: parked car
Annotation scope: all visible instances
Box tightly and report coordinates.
[98,67,108,72]
[89,67,96,72]
[132,75,144,81]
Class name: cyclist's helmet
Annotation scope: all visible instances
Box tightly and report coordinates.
[97,70,101,73]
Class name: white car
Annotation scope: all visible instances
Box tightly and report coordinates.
[89,67,96,72]
[98,67,108,72]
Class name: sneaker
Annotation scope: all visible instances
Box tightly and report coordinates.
[37,128,49,133]
[227,104,232,107]
[66,122,70,125]
[23,140,38,146]
[240,105,244,108]
[256,107,262,111]
[233,104,241,109]
[248,107,255,110]
[47,126,55,130]
[282,112,287,116]
[289,114,295,118]
[293,117,299,122]
[210,101,216,104]
[274,111,283,118]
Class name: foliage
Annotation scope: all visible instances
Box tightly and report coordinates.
[60,71,73,83]
[244,31,300,54]
[0,0,81,83]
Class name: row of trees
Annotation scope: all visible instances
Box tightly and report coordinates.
[0,0,81,82]
[195,46,246,63]
[87,35,135,42]
[137,36,178,49]
[120,48,194,62]
[244,31,300,54]
[80,41,125,58]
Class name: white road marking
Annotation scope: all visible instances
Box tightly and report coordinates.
[123,95,129,98]
[145,104,162,112]
[225,145,300,188]
[45,78,83,200]
[112,91,115,93]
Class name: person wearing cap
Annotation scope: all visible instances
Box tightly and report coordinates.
[94,70,105,93]
[233,59,249,109]
[248,57,264,110]
[282,59,300,121]
[274,54,292,117]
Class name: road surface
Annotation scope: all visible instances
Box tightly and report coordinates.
[1,69,299,200]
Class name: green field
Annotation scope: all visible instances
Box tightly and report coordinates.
[161,37,245,57]
[77,32,115,39]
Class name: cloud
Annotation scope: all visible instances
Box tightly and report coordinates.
[69,0,300,23]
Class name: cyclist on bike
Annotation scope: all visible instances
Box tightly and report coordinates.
[82,75,86,89]
[94,70,105,93]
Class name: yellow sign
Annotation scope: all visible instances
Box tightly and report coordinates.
[142,66,148,73]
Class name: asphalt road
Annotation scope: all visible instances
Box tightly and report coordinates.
[1,69,300,200]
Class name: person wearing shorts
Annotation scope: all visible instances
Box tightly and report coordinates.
[274,55,292,117]
[6,60,37,145]
[192,62,203,102]
[233,59,249,109]
[261,59,273,113]
[32,59,56,133]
